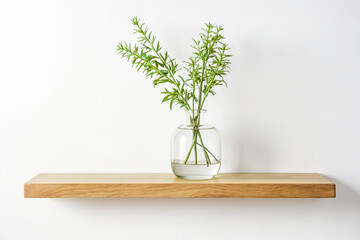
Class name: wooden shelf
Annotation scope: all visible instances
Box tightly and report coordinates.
[24,173,335,198]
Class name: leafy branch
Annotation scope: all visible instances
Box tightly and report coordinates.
[117,17,191,110]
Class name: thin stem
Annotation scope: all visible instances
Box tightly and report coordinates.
[184,142,194,164]
[196,142,219,163]
[193,128,198,164]
[197,130,211,165]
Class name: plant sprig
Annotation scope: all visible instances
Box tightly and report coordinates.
[116,17,231,112]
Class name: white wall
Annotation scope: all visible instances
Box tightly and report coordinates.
[1,0,360,239]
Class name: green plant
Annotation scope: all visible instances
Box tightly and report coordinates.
[117,17,231,165]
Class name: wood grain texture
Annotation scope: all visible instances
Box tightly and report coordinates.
[24,173,336,198]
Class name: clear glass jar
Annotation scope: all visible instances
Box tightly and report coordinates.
[171,110,221,180]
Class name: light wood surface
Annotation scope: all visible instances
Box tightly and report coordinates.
[24,173,336,198]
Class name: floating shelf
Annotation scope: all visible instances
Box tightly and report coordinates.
[24,173,335,198]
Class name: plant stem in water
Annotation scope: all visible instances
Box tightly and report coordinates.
[183,119,216,165]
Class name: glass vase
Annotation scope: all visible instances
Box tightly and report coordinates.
[171,110,221,180]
